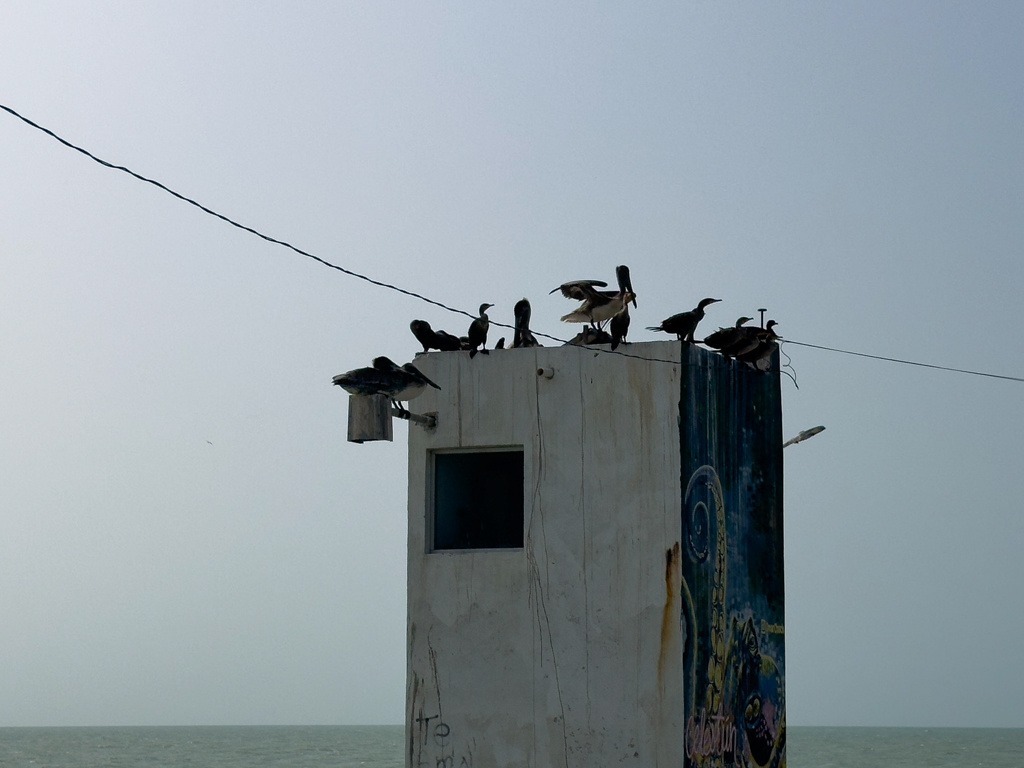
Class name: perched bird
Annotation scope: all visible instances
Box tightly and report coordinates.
[393,361,443,405]
[702,317,753,350]
[410,320,439,353]
[647,298,721,342]
[550,278,608,302]
[555,265,636,331]
[410,320,462,353]
[712,320,779,360]
[495,337,506,350]
[332,356,440,415]
[332,361,394,397]
[433,329,463,352]
[511,298,541,348]
[610,303,626,352]
[564,326,614,347]
[719,326,763,358]
[607,265,637,310]
[735,321,780,370]
[467,303,493,358]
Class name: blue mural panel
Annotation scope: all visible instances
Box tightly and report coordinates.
[678,345,786,768]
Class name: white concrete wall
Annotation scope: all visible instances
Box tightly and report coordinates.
[405,341,686,768]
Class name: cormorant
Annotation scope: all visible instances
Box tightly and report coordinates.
[610,307,630,350]
[410,320,439,353]
[735,321,780,370]
[647,298,721,342]
[564,326,614,346]
[467,303,493,358]
[433,329,463,352]
[511,298,541,348]
[702,317,753,350]
[410,319,462,352]
[719,326,763,358]
[712,320,778,360]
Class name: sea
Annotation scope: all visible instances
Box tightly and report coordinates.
[0,725,1021,767]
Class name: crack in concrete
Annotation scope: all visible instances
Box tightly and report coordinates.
[526,544,569,767]
[427,635,444,737]
[577,362,591,733]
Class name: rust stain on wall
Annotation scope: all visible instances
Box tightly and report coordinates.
[658,541,681,696]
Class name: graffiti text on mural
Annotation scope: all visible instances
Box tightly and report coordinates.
[685,708,737,762]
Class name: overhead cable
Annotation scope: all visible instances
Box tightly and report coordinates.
[0,104,477,322]
[782,340,1024,383]
[0,103,684,366]
[3,102,1021,384]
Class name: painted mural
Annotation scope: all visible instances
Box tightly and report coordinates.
[679,346,786,768]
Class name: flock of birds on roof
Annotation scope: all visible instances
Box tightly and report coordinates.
[333,264,780,414]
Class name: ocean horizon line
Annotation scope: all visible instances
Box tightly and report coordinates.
[1,723,1020,730]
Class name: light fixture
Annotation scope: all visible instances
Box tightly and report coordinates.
[783,425,825,448]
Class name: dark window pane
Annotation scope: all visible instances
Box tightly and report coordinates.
[433,451,524,551]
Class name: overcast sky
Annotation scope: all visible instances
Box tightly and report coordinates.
[1,2,1022,729]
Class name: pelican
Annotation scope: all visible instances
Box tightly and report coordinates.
[332,356,440,415]
[608,265,637,310]
[393,361,443,404]
[332,362,395,397]
[467,303,493,358]
[511,298,541,348]
[550,278,608,301]
[647,298,721,342]
[555,265,636,331]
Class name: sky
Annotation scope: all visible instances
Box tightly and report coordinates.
[1,2,1022,728]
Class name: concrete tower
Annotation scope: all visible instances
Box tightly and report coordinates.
[403,341,785,768]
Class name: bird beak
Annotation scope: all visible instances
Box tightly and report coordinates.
[618,267,637,307]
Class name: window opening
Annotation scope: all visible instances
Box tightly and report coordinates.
[432,450,524,551]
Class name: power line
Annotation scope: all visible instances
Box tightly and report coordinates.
[781,340,1024,383]
[0,102,676,365]
[3,102,1022,385]
[0,103,478,323]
